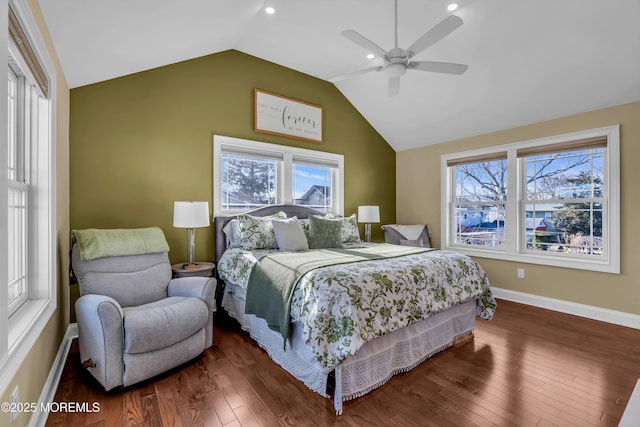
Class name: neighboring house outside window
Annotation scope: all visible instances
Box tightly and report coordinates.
[293,184,331,212]
[213,135,344,216]
[441,125,620,274]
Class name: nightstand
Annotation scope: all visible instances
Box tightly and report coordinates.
[171,262,215,278]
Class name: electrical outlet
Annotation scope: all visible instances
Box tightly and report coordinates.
[517,268,525,279]
[10,386,19,423]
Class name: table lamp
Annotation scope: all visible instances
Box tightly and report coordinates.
[173,201,210,269]
[358,205,380,243]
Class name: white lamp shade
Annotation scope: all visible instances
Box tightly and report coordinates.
[173,201,210,228]
[357,205,380,223]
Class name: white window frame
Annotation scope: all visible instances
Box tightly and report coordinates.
[0,0,57,396]
[7,67,29,315]
[213,135,344,216]
[441,125,620,274]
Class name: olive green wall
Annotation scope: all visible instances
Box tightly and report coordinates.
[69,49,395,311]
[397,101,640,316]
[0,1,70,426]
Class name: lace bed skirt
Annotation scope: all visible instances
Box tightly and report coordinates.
[222,284,476,414]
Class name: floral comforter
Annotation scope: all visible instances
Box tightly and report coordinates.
[218,246,496,370]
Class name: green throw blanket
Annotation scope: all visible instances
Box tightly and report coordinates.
[244,244,433,345]
[73,227,170,260]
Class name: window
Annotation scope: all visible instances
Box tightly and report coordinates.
[292,159,334,213]
[214,135,344,215]
[523,145,605,255]
[7,67,29,316]
[452,156,506,248]
[221,152,278,211]
[442,126,620,273]
[1,0,57,395]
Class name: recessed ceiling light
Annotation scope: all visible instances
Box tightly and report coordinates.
[265,6,275,14]
[447,3,459,12]
[367,53,375,59]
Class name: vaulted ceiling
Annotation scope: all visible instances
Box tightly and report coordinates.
[40,0,640,151]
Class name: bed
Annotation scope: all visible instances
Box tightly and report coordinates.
[214,205,496,414]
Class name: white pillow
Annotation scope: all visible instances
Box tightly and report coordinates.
[272,217,309,251]
[222,219,241,248]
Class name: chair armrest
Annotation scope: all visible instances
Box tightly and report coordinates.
[75,294,124,390]
[168,277,216,312]
[169,277,217,348]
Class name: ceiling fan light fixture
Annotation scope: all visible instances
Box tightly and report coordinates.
[265,6,275,14]
[447,3,459,12]
[367,53,375,59]
[385,62,406,78]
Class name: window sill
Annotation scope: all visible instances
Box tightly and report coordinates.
[0,299,56,395]
[446,245,619,274]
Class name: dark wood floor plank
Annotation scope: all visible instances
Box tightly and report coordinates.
[430,357,545,426]
[190,357,218,394]
[218,326,336,425]
[205,355,279,426]
[428,370,532,427]
[123,390,141,427]
[208,390,238,425]
[136,383,163,427]
[214,370,246,410]
[96,391,126,427]
[170,367,219,427]
[152,375,185,427]
[192,407,225,427]
[389,378,483,427]
[232,404,262,427]
[45,300,640,427]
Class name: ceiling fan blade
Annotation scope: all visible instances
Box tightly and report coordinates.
[388,77,400,97]
[341,29,388,59]
[406,15,463,58]
[409,61,468,75]
[329,66,382,83]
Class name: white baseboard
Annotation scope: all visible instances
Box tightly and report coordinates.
[28,323,78,427]
[492,287,640,330]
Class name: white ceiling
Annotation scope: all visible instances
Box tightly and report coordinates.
[39,0,640,152]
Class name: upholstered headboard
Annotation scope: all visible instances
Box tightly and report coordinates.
[213,204,325,264]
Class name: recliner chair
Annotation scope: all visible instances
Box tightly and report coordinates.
[381,224,431,247]
[71,227,216,391]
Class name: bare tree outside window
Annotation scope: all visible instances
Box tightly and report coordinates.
[221,154,277,210]
[454,149,604,254]
[454,159,507,247]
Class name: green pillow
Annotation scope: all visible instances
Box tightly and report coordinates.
[309,215,342,249]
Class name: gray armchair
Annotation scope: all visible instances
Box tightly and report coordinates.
[71,228,216,391]
[381,224,431,248]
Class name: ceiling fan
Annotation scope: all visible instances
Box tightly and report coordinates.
[330,0,468,97]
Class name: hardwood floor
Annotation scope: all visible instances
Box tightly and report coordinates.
[45,300,640,427]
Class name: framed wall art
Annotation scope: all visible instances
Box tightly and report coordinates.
[254,89,323,143]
